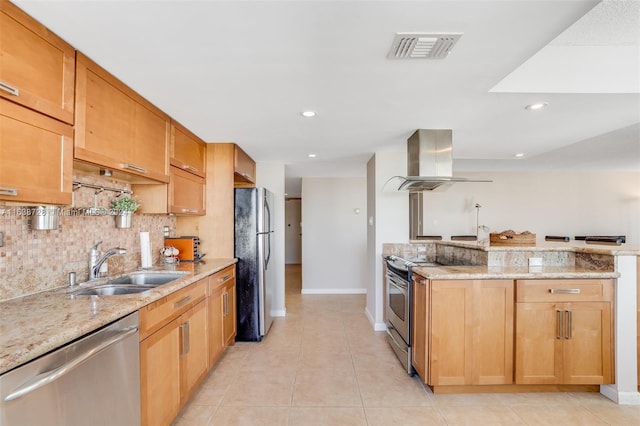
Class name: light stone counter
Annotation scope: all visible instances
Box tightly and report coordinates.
[412,264,619,280]
[0,258,236,375]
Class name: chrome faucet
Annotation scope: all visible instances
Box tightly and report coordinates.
[89,241,127,280]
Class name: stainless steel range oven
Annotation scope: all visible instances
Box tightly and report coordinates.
[384,255,421,375]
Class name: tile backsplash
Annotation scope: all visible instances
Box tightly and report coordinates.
[0,173,176,301]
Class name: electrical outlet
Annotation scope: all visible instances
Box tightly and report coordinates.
[0,231,3,247]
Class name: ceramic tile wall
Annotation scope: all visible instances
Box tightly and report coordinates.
[0,173,176,301]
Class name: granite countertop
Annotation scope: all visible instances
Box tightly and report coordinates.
[0,258,237,375]
[410,239,640,256]
[413,264,620,280]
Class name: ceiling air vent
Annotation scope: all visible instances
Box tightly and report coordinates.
[387,33,462,59]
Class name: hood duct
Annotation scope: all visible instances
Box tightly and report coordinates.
[387,129,492,192]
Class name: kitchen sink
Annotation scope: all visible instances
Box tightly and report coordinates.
[71,272,189,296]
[107,272,188,286]
[72,284,155,296]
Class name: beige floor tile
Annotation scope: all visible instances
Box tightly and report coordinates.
[239,346,300,374]
[510,404,609,425]
[293,368,362,407]
[356,368,433,407]
[221,370,296,407]
[210,406,290,426]
[437,404,526,425]
[431,392,503,406]
[175,403,217,424]
[567,391,625,407]
[288,407,367,426]
[364,406,447,426]
[299,345,355,372]
[184,384,227,407]
[586,405,640,425]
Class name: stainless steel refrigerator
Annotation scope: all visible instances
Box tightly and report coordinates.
[234,187,275,341]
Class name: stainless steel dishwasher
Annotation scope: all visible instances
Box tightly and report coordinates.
[0,312,140,426]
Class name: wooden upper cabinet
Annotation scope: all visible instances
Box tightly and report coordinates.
[0,0,75,124]
[171,120,206,178]
[74,52,170,183]
[0,98,73,204]
[234,145,255,185]
[169,166,205,215]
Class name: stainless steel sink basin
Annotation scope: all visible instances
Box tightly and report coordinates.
[71,272,188,296]
[72,284,154,296]
[107,272,188,286]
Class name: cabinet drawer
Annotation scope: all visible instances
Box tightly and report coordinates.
[516,279,614,303]
[139,279,206,340]
[208,265,235,294]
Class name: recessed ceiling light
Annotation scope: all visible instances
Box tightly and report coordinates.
[308,153,317,158]
[514,153,525,158]
[301,111,316,118]
[524,102,548,111]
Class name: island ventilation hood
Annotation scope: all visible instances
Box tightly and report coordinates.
[387,129,492,192]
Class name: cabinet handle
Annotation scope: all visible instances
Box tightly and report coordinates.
[182,164,199,173]
[122,163,148,174]
[181,208,198,213]
[174,295,192,309]
[242,173,252,179]
[179,321,190,357]
[219,274,232,283]
[0,81,19,96]
[556,310,563,340]
[0,187,18,196]
[223,292,228,317]
[566,310,572,339]
[549,288,580,294]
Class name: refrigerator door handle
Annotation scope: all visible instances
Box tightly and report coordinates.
[264,197,272,233]
[265,233,271,270]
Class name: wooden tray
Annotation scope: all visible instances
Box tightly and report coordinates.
[490,232,536,246]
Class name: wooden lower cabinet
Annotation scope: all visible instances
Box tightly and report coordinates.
[208,265,236,368]
[180,299,209,405]
[139,279,208,426]
[413,278,514,387]
[430,279,514,386]
[515,279,614,385]
[140,317,181,426]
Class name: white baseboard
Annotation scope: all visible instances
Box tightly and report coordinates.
[301,288,367,295]
[365,306,387,331]
[271,309,286,317]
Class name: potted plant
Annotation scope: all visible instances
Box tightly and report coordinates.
[111,194,140,228]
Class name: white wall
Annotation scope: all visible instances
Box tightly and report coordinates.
[301,177,367,293]
[256,162,286,316]
[421,171,640,245]
[366,151,409,330]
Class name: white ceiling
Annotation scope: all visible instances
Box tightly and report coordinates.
[14,0,640,197]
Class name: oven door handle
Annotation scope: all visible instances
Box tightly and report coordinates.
[387,275,408,292]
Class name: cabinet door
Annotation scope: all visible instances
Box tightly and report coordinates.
[140,319,181,426]
[0,1,75,124]
[474,280,513,385]
[563,302,612,384]
[0,99,73,204]
[74,52,170,183]
[171,121,206,177]
[180,299,209,403]
[234,145,255,184]
[208,280,225,368]
[430,280,474,385]
[169,166,205,215]
[411,273,428,383]
[223,279,237,347]
[515,302,563,384]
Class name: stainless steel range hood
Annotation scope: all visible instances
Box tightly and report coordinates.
[388,129,492,192]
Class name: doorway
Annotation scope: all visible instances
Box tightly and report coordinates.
[285,198,302,264]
